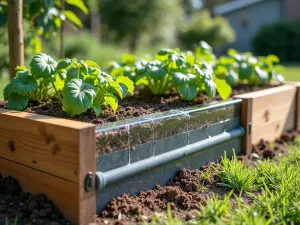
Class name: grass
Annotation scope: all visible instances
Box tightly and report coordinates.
[282,63,300,81]
[144,139,300,225]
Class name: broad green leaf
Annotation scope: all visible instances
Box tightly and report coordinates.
[66,0,88,14]
[7,93,29,111]
[122,54,136,64]
[66,67,83,81]
[91,103,102,116]
[266,54,280,63]
[80,60,88,73]
[254,67,268,82]
[204,79,216,98]
[3,83,13,100]
[30,53,57,78]
[157,48,171,56]
[178,83,197,101]
[148,66,168,80]
[228,48,237,57]
[11,72,37,95]
[84,60,100,69]
[194,63,213,80]
[97,71,114,84]
[238,63,252,80]
[116,76,134,96]
[56,58,72,71]
[108,81,123,98]
[104,94,118,113]
[225,70,238,86]
[54,74,65,91]
[214,65,228,78]
[201,63,213,80]
[173,72,196,85]
[169,53,186,68]
[63,10,83,27]
[185,51,195,66]
[215,77,232,100]
[15,65,27,72]
[84,77,96,86]
[62,79,96,116]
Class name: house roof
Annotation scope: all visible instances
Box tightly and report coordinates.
[213,0,268,15]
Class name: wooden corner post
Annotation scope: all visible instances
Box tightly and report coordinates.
[236,97,253,155]
[0,109,96,225]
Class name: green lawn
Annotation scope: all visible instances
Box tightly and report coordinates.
[282,63,300,81]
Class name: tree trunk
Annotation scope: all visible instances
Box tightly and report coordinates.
[60,0,65,58]
[7,0,24,80]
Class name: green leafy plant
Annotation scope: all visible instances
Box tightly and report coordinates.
[3,53,134,117]
[214,49,285,86]
[109,45,232,101]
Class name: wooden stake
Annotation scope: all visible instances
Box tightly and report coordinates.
[7,0,24,80]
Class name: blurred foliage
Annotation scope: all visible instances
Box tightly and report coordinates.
[46,32,127,68]
[214,49,285,86]
[0,0,88,76]
[99,0,184,52]
[178,10,235,50]
[252,20,300,62]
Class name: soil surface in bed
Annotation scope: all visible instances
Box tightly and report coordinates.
[0,85,276,125]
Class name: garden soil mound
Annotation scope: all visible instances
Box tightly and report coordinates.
[0,85,275,124]
[0,175,71,225]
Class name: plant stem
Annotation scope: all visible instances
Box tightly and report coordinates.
[50,76,61,101]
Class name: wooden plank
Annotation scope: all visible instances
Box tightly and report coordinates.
[235,85,297,145]
[0,109,96,224]
[0,109,94,182]
[240,97,252,155]
[0,156,78,223]
[234,85,295,99]
[285,82,300,130]
[79,121,96,224]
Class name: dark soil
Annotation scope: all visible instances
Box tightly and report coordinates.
[238,130,299,164]
[0,85,277,125]
[95,130,298,225]
[0,174,71,225]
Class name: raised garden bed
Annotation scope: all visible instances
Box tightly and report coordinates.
[1,81,300,224]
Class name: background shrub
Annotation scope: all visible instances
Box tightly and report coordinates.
[178,10,235,50]
[252,20,300,62]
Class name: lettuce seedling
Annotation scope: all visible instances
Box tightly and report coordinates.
[3,53,134,117]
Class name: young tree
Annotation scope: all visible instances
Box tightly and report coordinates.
[7,0,24,79]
